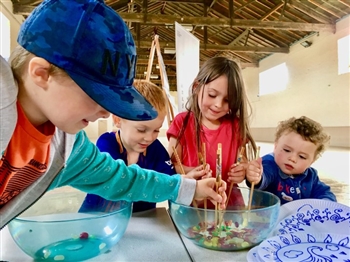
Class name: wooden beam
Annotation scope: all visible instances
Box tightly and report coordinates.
[234,0,256,13]
[110,0,132,10]
[12,4,36,15]
[136,59,258,68]
[137,59,176,65]
[339,0,350,8]
[13,5,335,33]
[308,0,342,19]
[156,0,211,3]
[288,0,334,24]
[118,13,335,33]
[136,41,289,53]
[151,79,177,85]
[261,2,284,21]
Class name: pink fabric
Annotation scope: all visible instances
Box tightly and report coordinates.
[167,112,244,207]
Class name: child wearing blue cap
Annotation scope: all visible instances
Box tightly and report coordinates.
[0,0,226,229]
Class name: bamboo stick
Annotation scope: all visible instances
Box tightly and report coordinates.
[215,143,222,231]
[172,145,203,227]
[247,146,261,210]
[199,143,207,228]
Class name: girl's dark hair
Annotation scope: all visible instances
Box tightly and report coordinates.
[175,56,257,159]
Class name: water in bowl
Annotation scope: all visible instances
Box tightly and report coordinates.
[11,213,127,261]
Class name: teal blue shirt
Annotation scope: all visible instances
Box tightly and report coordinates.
[49,131,190,204]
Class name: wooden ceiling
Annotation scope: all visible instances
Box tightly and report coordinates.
[11,0,350,91]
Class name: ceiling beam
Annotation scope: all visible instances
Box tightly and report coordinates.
[288,0,334,24]
[136,59,259,68]
[136,41,289,53]
[137,59,176,65]
[154,0,210,3]
[13,5,335,33]
[118,13,335,33]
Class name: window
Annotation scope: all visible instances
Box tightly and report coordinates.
[338,35,350,75]
[0,12,11,60]
[259,63,289,96]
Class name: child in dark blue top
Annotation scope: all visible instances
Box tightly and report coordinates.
[246,116,336,205]
[80,80,175,212]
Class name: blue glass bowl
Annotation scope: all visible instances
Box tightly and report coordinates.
[169,187,280,251]
[8,188,132,261]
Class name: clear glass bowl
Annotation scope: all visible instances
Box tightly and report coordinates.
[8,188,132,261]
[169,187,280,251]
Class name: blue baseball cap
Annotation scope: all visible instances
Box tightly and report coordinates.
[17,0,157,121]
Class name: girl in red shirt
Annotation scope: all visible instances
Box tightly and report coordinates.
[167,57,257,208]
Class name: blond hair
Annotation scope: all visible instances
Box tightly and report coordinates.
[275,116,330,159]
[9,45,67,85]
[133,79,167,115]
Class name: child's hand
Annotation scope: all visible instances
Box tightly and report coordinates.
[194,178,227,210]
[227,162,247,184]
[246,158,263,184]
[184,164,212,180]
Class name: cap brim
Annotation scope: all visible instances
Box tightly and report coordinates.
[66,70,158,121]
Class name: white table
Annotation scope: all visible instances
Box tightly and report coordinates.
[1,207,251,261]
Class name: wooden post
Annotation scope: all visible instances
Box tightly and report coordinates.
[145,35,175,126]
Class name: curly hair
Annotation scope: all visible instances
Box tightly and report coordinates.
[275,116,330,159]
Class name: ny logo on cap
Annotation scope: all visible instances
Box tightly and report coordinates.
[101,49,136,81]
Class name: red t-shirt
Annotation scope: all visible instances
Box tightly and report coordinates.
[167,112,244,207]
[0,103,55,207]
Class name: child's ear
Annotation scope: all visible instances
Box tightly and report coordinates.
[112,115,121,128]
[27,57,51,89]
[192,80,199,91]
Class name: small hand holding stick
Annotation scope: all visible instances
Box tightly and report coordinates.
[226,146,245,206]
[247,146,261,210]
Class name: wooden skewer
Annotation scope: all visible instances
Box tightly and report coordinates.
[247,184,255,211]
[200,143,207,228]
[226,146,245,207]
[219,146,245,227]
[172,146,185,175]
[247,146,260,211]
[215,143,222,231]
[172,145,203,227]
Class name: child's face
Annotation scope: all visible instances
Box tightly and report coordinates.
[274,131,317,175]
[115,112,166,153]
[198,75,230,126]
[39,74,110,134]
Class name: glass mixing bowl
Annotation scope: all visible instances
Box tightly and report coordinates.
[169,187,280,251]
[8,187,132,261]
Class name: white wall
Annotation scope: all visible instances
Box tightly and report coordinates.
[1,0,23,52]
[243,16,350,128]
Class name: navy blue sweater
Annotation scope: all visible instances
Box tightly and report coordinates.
[246,153,337,205]
[80,131,175,212]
